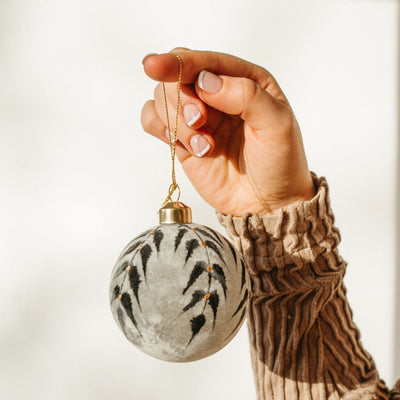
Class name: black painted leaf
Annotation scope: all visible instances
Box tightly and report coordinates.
[117,307,126,334]
[183,290,206,312]
[175,228,187,251]
[120,293,141,336]
[182,261,207,295]
[153,230,164,252]
[195,227,223,246]
[119,240,144,259]
[129,266,142,310]
[210,264,227,297]
[232,289,249,318]
[241,260,246,290]
[113,285,120,300]
[225,307,247,343]
[115,260,129,277]
[140,244,152,279]
[188,314,206,345]
[205,240,224,263]
[185,239,199,263]
[208,290,219,328]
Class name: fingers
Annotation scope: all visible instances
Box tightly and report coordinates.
[141,49,293,153]
[196,70,290,135]
[141,93,215,160]
[140,99,166,140]
[160,82,208,130]
[141,99,189,161]
[153,82,215,158]
[142,49,288,104]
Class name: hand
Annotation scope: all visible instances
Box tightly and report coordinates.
[141,48,315,216]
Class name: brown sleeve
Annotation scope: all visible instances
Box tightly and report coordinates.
[217,174,392,399]
[391,380,400,399]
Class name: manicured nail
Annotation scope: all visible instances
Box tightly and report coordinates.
[198,70,222,93]
[142,53,158,64]
[190,134,210,157]
[165,128,176,142]
[183,104,201,127]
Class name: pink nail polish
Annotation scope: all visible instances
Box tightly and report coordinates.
[190,134,210,157]
[198,70,222,93]
[183,104,201,127]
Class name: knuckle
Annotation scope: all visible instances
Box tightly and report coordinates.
[280,107,297,134]
[241,78,260,104]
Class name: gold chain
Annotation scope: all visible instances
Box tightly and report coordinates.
[161,53,182,206]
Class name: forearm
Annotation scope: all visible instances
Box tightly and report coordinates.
[218,174,390,400]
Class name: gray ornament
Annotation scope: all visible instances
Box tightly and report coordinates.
[109,218,250,362]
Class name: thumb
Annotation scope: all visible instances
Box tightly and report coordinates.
[196,70,289,134]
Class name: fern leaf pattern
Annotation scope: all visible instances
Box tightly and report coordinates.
[174,228,187,251]
[153,230,164,252]
[120,292,142,336]
[110,223,249,357]
[117,307,127,335]
[118,228,152,260]
[115,260,130,278]
[208,291,219,328]
[194,227,223,246]
[140,244,152,279]
[205,240,225,263]
[185,239,200,263]
[179,224,247,346]
[113,285,120,300]
[182,290,207,312]
[128,266,142,311]
[210,264,227,297]
[232,289,249,318]
[182,261,207,295]
[188,314,206,345]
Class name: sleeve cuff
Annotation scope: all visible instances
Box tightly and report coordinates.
[216,173,345,275]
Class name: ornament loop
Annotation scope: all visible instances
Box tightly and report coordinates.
[161,182,181,208]
[170,183,181,202]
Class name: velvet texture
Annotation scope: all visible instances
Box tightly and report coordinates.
[109,223,249,362]
[218,174,398,399]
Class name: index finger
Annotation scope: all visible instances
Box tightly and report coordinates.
[142,49,287,102]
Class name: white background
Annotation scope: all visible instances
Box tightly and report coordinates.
[0,0,399,399]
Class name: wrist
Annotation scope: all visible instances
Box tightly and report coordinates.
[216,173,341,271]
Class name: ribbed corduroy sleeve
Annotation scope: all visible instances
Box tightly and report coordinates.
[217,174,392,400]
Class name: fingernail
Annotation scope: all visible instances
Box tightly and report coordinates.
[183,104,201,127]
[165,128,175,142]
[190,134,210,157]
[142,53,158,64]
[198,70,222,93]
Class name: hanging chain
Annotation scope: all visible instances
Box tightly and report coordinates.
[161,53,182,206]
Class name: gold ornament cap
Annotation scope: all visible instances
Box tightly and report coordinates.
[159,202,192,224]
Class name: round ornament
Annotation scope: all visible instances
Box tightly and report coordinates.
[109,202,250,362]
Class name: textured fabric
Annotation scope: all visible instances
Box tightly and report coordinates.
[392,380,400,399]
[217,174,397,400]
